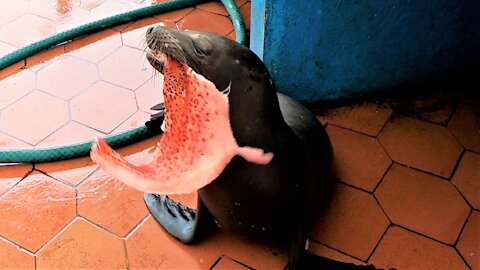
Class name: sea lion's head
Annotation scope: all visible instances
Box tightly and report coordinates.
[145,26,283,145]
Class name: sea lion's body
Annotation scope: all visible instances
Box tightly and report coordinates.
[143,26,334,269]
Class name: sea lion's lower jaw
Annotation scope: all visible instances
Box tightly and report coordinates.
[146,51,166,74]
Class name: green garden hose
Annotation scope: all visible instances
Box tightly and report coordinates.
[0,0,247,163]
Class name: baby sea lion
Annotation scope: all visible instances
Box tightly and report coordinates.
[91,25,376,269]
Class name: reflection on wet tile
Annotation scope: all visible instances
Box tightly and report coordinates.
[70,81,137,133]
[370,226,468,270]
[66,29,122,63]
[0,238,35,270]
[98,46,153,90]
[0,174,76,253]
[77,170,149,237]
[0,14,55,47]
[0,91,69,145]
[36,121,104,148]
[37,218,127,269]
[0,70,36,110]
[36,55,99,100]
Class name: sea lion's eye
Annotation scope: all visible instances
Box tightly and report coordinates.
[193,42,206,58]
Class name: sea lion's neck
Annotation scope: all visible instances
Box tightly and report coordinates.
[227,73,288,148]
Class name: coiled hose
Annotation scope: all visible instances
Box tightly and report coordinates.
[0,0,247,163]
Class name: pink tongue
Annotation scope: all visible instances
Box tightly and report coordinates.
[90,57,273,195]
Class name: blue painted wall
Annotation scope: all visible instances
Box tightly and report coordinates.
[251,0,480,102]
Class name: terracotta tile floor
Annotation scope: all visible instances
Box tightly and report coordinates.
[0,1,479,269]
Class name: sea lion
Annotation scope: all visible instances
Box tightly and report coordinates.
[91,26,376,269]
[143,26,333,269]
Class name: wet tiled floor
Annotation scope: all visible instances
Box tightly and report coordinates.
[0,1,479,269]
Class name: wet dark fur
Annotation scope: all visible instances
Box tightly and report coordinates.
[143,25,374,270]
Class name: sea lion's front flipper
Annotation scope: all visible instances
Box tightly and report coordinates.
[144,193,214,244]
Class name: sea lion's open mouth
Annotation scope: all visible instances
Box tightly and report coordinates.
[146,51,166,73]
[90,39,273,195]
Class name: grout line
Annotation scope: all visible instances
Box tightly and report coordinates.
[327,122,380,139]
[123,239,131,270]
[375,107,393,138]
[446,102,460,128]
[308,239,367,263]
[76,215,126,239]
[454,210,478,270]
[0,234,36,257]
[385,160,452,182]
[0,166,35,198]
[394,223,459,247]
[371,161,394,194]
[453,208,473,247]
[208,255,223,270]
[34,216,78,256]
[32,168,76,188]
[123,213,151,240]
[366,223,392,263]
[226,255,256,270]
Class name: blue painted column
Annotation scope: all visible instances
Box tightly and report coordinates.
[250,0,480,102]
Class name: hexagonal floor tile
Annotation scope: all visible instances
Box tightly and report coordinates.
[98,46,153,90]
[0,14,55,47]
[0,90,69,145]
[0,163,32,196]
[177,9,234,36]
[80,0,105,10]
[307,241,366,266]
[70,81,137,133]
[0,0,28,26]
[448,103,480,153]
[197,2,229,16]
[36,121,104,148]
[0,69,36,110]
[55,7,91,32]
[90,0,146,20]
[456,211,480,270]
[77,169,149,237]
[153,7,195,24]
[135,77,164,113]
[452,151,480,210]
[0,174,76,252]
[0,238,34,270]
[66,29,122,63]
[378,116,463,178]
[125,216,216,270]
[321,103,392,136]
[37,55,98,100]
[35,156,98,186]
[369,226,469,270]
[310,183,390,260]
[0,41,17,57]
[29,0,80,21]
[0,132,32,150]
[111,110,150,133]
[375,164,470,244]
[36,218,127,269]
[126,216,286,270]
[213,256,251,270]
[326,126,391,192]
